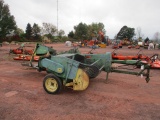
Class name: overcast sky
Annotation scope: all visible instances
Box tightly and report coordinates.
[4,0,160,39]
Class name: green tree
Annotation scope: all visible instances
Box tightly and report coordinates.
[71,22,106,40]
[68,31,74,38]
[58,29,65,37]
[74,22,88,39]
[13,28,24,42]
[32,23,41,40]
[88,22,105,40]
[89,22,105,33]
[14,28,24,35]
[25,23,32,40]
[144,37,149,44]
[117,25,135,40]
[0,0,17,39]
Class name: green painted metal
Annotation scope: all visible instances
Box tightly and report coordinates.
[38,53,112,84]
[40,58,64,74]
[32,43,151,85]
[35,44,57,55]
[112,60,139,65]
[39,54,80,84]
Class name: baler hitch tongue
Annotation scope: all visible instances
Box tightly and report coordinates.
[142,63,151,83]
[110,59,151,83]
[139,62,151,83]
[145,77,150,83]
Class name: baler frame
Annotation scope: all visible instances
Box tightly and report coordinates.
[29,44,151,94]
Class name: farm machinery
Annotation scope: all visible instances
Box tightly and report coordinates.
[28,44,151,94]
[112,49,160,69]
[10,43,33,55]
[13,43,80,61]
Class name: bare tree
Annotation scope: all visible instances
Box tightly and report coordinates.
[136,27,144,41]
[154,32,160,43]
[58,29,65,37]
[42,22,57,36]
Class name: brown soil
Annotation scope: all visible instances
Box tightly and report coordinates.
[0,43,160,120]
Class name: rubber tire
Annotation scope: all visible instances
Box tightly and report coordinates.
[43,74,63,94]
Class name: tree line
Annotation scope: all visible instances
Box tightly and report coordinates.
[0,0,65,42]
[0,0,160,43]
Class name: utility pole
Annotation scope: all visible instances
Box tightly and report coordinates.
[57,0,58,36]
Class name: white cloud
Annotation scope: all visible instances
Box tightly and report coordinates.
[4,0,160,39]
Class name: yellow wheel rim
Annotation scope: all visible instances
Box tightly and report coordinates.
[73,68,89,91]
[45,78,58,92]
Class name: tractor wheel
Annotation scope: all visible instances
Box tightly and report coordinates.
[43,74,62,94]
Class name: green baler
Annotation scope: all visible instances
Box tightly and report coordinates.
[31,44,150,94]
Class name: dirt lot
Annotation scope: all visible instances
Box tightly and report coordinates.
[0,43,160,120]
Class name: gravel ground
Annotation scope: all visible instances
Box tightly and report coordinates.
[0,43,160,120]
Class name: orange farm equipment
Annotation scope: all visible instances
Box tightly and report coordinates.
[112,50,160,69]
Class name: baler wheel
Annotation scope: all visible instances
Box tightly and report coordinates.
[43,74,62,94]
[73,68,89,91]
